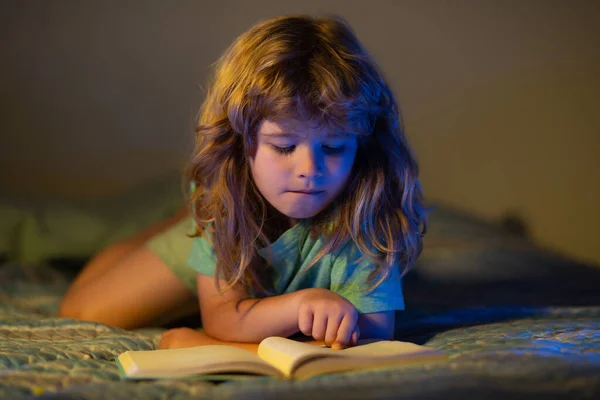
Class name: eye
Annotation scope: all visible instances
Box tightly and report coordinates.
[271,145,295,155]
[323,145,345,155]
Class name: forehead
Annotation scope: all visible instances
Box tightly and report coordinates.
[257,119,353,139]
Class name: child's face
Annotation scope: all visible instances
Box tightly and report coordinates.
[250,119,358,222]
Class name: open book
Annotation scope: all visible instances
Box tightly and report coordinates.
[116,337,447,380]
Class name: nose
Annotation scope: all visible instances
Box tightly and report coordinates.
[295,146,323,179]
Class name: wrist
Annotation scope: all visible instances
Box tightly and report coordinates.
[294,287,328,308]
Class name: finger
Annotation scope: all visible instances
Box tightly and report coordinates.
[350,324,360,345]
[298,307,314,337]
[332,313,357,349]
[324,313,343,347]
[311,312,328,341]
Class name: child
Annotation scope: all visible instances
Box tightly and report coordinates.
[59,15,426,351]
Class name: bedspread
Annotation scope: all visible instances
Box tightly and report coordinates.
[1,263,599,399]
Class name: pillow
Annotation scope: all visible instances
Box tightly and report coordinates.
[405,206,600,308]
[1,176,184,264]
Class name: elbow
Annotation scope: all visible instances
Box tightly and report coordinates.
[201,316,242,342]
[200,298,245,342]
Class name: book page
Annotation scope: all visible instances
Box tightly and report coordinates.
[338,340,438,357]
[257,338,446,379]
[293,348,447,380]
[118,345,282,379]
[257,337,334,377]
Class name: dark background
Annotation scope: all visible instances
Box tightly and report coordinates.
[1,0,598,265]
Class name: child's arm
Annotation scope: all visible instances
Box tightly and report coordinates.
[197,273,305,341]
[158,327,324,353]
[159,328,261,352]
[157,312,393,350]
[197,274,359,348]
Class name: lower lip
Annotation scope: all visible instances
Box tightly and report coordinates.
[289,191,324,196]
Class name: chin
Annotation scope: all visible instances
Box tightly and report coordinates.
[283,208,323,219]
[271,199,329,220]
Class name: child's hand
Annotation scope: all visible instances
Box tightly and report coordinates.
[297,288,360,350]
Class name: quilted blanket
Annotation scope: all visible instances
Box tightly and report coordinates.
[1,263,600,400]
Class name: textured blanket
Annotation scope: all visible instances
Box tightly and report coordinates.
[1,263,600,400]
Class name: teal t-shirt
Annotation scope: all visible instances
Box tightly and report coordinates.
[188,220,405,314]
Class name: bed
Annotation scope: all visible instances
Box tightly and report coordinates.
[2,206,600,399]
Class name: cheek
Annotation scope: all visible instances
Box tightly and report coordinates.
[330,152,356,179]
[252,148,287,182]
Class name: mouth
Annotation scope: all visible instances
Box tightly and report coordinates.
[288,190,324,195]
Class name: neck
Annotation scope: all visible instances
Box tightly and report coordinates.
[262,205,296,242]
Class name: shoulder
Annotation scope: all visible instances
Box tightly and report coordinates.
[331,238,373,270]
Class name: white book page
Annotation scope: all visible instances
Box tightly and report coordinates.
[339,340,437,357]
[257,338,444,378]
[120,345,280,378]
[291,340,445,380]
[257,337,334,377]
[293,349,447,380]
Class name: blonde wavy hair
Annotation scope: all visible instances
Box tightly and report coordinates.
[186,15,427,295]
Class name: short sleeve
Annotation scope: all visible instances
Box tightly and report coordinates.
[144,216,197,292]
[330,244,405,314]
[187,232,217,277]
